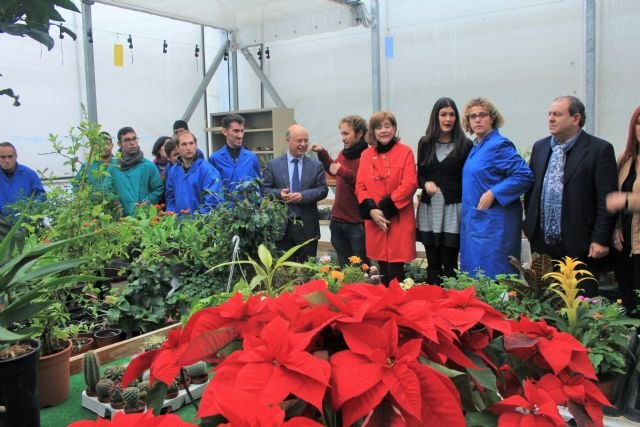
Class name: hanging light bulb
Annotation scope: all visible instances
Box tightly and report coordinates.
[163,40,168,54]
[265,47,270,59]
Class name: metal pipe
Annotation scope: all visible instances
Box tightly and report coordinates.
[239,48,286,108]
[371,0,381,112]
[81,0,98,122]
[585,0,596,134]
[182,39,230,120]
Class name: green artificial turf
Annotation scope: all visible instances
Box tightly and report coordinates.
[40,356,200,427]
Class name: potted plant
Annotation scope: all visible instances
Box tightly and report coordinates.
[113,278,610,425]
[0,220,92,421]
[82,351,101,397]
[542,257,640,411]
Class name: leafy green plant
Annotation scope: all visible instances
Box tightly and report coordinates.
[209,239,318,297]
[0,219,92,350]
[106,262,180,337]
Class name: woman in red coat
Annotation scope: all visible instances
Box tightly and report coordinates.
[356,111,418,285]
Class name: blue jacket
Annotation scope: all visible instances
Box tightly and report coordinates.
[0,163,45,217]
[460,129,534,279]
[166,156,222,214]
[209,146,261,198]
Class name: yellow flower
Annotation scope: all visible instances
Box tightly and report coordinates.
[320,265,330,273]
[348,256,361,265]
[331,270,345,281]
[361,263,370,271]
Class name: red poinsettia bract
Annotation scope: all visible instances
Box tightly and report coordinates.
[489,380,566,427]
[505,317,596,379]
[68,410,195,427]
[536,373,611,427]
[330,319,465,427]
[199,316,330,419]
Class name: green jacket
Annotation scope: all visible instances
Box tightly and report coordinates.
[76,158,117,196]
[109,159,164,215]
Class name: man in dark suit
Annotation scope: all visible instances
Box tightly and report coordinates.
[262,124,329,262]
[523,96,617,295]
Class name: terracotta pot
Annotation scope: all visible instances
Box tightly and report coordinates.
[94,328,122,348]
[0,339,41,427]
[39,340,72,407]
[71,337,94,356]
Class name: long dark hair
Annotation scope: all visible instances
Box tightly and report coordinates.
[418,97,466,166]
[619,106,640,168]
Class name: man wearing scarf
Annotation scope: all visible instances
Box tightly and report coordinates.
[310,115,369,267]
[109,126,164,216]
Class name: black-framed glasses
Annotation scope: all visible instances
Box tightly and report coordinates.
[468,112,490,121]
[370,155,390,180]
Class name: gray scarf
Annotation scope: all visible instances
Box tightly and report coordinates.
[119,148,144,171]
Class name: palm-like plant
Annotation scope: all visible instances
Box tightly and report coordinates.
[0,219,92,349]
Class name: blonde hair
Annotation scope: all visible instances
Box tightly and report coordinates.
[365,111,398,146]
[461,97,505,134]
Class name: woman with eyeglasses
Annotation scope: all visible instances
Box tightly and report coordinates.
[416,98,472,284]
[605,106,640,315]
[459,97,534,279]
[356,111,418,285]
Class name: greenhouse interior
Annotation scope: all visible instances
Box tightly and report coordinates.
[1,1,640,426]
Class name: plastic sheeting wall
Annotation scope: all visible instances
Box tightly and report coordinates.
[259,0,640,158]
[0,2,223,176]
[1,0,639,177]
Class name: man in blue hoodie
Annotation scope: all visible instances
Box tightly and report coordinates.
[209,114,261,201]
[0,141,45,218]
[166,131,222,215]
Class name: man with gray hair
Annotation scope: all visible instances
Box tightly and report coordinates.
[523,95,617,295]
[0,141,45,218]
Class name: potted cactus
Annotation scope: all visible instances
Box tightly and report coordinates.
[185,361,209,385]
[96,378,114,404]
[123,386,145,414]
[136,380,150,401]
[165,380,179,399]
[82,351,101,397]
[109,385,124,410]
[103,365,125,383]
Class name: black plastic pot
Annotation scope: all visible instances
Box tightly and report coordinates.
[94,328,123,348]
[0,339,41,427]
[624,333,640,422]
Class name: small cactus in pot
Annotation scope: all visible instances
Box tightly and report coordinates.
[165,379,179,399]
[185,361,209,384]
[136,380,150,401]
[82,351,101,397]
[103,365,126,383]
[96,378,114,403]
[123,386,144,413]
[110,384,124,410]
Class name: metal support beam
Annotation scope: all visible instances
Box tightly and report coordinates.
[231,33,239,110]
[182,39,230,121]
[585,0,596,134]
[200,26,210,155]
[370,0,381,112]
[81,0,98,122]
[239,48,286,108]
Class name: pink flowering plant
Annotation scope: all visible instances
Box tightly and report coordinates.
[101,278,615,426]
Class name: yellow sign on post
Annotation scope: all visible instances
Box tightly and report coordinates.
[114,43,124,67]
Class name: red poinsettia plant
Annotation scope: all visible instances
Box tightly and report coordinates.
[96,280,610,426]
